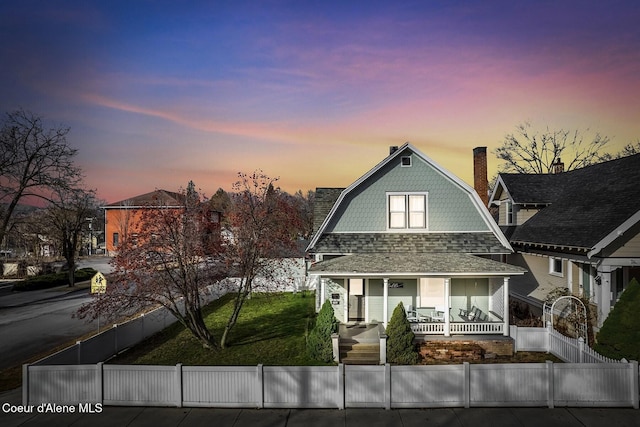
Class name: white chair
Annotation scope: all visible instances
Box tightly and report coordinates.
[432,306,446,322]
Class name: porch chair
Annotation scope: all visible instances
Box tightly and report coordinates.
[431,306,446,322]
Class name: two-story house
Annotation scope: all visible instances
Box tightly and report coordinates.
[103,190,187,254]
[489,154,640,327]
[306,143,525,339]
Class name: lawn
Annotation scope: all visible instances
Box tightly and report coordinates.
[110,291,330,366]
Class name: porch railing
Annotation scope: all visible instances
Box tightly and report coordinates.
[410,322,504,335]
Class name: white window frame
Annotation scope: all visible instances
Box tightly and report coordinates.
[386,192,428,230]
[549,257,564,277]
[504,200,514,225]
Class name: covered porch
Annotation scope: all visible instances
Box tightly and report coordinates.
[309,253,526,337]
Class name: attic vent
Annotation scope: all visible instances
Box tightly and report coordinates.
[401,156,412,167]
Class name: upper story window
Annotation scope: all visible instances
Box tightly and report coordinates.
[549,257,563,277]
[505,200,514,225]
[388,193,427,229]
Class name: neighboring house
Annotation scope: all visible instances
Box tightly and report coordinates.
[306,143,525,338]
[102,190,186,254]
[489,154,640,327]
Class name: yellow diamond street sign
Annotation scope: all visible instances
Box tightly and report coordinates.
[91,272,107,294]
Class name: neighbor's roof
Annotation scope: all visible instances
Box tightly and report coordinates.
[496,154,640,252]
[104,189,184,208]
[309,253,526,276]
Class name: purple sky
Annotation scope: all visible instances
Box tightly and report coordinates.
[1,1,639,202]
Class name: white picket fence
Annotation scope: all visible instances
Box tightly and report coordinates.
[510,324,623,364]
[23,361,639,409]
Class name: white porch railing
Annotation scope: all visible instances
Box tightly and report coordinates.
[410,322,503,335]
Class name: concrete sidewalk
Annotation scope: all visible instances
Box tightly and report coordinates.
[1,388,639,427]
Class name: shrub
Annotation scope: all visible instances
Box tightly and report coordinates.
[386,302,418,364]
[594,278,640,361]
[307,299,339,362]
[12,268,97,291]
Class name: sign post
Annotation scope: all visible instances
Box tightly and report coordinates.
[91,272,107,332]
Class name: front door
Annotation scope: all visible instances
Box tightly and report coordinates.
[348,278,365,321]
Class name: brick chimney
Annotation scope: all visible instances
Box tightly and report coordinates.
[473,147,489,206]
[551,158,564,174]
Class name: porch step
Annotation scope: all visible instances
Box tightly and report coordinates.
[340,342,380,365]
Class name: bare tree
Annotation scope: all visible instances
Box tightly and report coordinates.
[44,187,98,286]
[219,171,303,349]
[77,182,225,349]
[0,109,82,248]
[494,122,610,174]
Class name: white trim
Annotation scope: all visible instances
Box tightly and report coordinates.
[312,272,525,277]
[307,143,513,252]
[588,209,640,258]
[549,257,564,277]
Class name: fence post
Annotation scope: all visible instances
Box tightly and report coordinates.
[22,364,29,406]
[337,363,344,410]
[96,362,104,404]
[379,333,387,365]
[257,364,264,409]
[332,333,340,363]
[463,362,470,408]
[76,340,82,364]
[546,360,554,408]
[385,363,391,410]
[546,322,552,354]
[510,325,518,352]
[578,337,584,363]
[631,360,639,410]
[175,363,183,408]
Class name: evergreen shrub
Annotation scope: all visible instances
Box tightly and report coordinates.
[386,301,418,364]
[307,299,339,362]
[594,278,640,361]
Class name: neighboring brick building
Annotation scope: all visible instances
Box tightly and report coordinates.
[102,190,184,254]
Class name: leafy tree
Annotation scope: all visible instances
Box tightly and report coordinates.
[494,122,610,174]
[219,171,303,348]
[0,110,82,248]
[386,302,418,364]
[307,299,339,362]
[594,278,640,361]
[43,187,98,286]
[293,189,315,240]
[77,182,225,349]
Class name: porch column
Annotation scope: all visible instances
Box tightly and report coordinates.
[383,278,389,327]
[503,277,510,336]
[320,278,327,308]
[596,264,613,327]
[444,278,450,337]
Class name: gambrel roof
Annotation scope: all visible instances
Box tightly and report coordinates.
[491,153,640,256]
[307,143,513,254]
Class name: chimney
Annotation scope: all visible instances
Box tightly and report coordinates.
[389,146,399,155]
[552,158,564,174]
[473,147,489,207]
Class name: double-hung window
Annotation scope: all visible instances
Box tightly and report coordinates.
[388,193,427,229]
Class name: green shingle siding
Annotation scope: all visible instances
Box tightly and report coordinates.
[326,151,488,233]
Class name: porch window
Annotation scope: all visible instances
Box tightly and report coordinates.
[112,232,119,247]
[388,193,427,229]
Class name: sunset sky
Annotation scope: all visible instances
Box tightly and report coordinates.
[1,1,639,203]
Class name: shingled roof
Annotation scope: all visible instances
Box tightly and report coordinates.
[310,252,525,276]
[503,154,640,250]
[105,189,185,208]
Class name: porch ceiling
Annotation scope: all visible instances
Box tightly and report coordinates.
[309,253,526,276]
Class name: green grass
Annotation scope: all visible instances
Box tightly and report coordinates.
[110,291,331,366]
